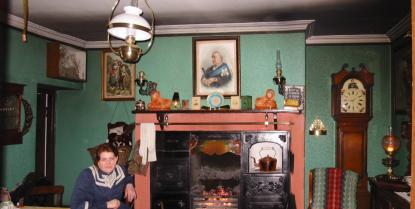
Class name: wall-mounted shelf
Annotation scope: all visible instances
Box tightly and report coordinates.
[133,109,301,130]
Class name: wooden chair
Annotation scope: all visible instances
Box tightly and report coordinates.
[308,168,358,209]
[19,185,64,207]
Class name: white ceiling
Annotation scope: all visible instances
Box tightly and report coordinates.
[4,0,411,41]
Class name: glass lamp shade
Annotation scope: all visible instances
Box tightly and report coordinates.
[382,129,400,156]
[108,6,152,41]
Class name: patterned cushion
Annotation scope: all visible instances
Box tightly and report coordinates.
[310,168,358,209]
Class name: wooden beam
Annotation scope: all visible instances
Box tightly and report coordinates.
[411,0,414,208]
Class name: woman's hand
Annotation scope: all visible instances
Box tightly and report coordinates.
[124,183,136,202]
[106,199,120,209]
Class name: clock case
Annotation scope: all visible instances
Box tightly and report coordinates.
[331,64,374,209]
[331,64,374,121]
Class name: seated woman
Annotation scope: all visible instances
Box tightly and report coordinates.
[147,90,171,110]
[71,143,136,209]
[255,89,277,110]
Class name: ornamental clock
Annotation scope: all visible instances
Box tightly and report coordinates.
[331,64,374,209]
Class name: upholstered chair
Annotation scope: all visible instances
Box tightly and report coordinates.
[308,168,359,209]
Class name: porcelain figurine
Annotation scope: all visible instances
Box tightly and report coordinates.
[147,90,171,110]
[255,89,277,110]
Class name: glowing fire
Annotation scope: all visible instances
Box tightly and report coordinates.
[194,186,238,209]
[202,186,233,197]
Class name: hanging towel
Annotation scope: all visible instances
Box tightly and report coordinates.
[139,123,157,165]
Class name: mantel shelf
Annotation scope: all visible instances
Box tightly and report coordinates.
[132,109,301,114]
[133,109,302,130]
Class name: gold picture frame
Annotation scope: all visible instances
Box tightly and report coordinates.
[101,50,136,101]
[193,36,240,97]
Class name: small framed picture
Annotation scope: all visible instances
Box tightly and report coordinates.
[101,49,136,101]
[284,85,305,110]
[192,97,201,110]
[230,96,240,110]
[193,36,240,97]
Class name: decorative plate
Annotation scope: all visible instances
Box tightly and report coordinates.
[207,92,224,109]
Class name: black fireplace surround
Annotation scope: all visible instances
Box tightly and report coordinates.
[150,131,292,209]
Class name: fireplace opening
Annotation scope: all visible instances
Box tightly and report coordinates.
[151,131,292,209]
[190,136,241,209]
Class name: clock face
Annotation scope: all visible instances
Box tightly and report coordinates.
[340,78,366,113]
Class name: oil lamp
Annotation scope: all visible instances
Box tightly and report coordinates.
[379,126,401,181]
[171,92,181,110]
[107,0,155,63]
[273,50,286,95]
[135,71,157,95]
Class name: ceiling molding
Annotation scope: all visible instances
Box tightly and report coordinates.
[5,14,392,48]
[85,20,315,48]
[6,14,87,48]
[4,14,314,48]
[306,34,391,45]
[154,20,315,35]
[85,40,124,49]
[386,14,411,41]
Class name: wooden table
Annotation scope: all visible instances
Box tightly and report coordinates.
[369,177,410,209]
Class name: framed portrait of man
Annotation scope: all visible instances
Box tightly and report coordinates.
[101,49,136,101]
[193,36,240,97]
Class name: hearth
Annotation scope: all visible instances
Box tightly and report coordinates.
[150,131,291,209]
[190,133,241,209]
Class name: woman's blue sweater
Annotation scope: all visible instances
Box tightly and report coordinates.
[70,165,133,209]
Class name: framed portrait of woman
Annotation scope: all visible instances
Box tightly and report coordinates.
[101,49,136,101]
[192,36,240,97]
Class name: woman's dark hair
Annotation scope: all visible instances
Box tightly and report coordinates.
[94,143,118,166]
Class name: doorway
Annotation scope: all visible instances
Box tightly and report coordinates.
[36,85,56,183]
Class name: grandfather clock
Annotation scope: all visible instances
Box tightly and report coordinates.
[331,64,373,209]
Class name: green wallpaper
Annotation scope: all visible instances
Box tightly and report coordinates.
[305,45,391,209]
[1,27,82,189]
[2,25,396,209]
[240,33,306,108]
[56,33,306,204]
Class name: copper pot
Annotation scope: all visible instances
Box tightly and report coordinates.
[251,147,277,172]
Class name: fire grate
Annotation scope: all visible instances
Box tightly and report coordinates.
[193,196,238,209]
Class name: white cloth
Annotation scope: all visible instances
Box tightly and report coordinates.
[139,123,157,165]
